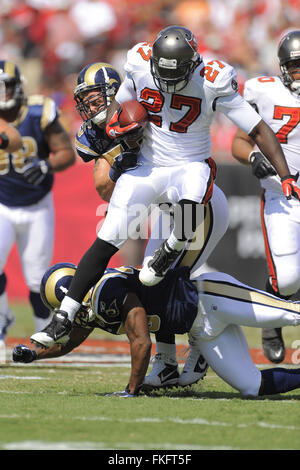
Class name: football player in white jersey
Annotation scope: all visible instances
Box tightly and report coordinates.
[232,30,300,364]
[31,25,300,351]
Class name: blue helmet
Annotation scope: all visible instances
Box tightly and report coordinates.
[0,60,24,121]
[40,262,77,310]
[74,62,122,125]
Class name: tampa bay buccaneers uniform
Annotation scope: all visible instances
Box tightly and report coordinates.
[98,41,261,248]
[244,75,300,297]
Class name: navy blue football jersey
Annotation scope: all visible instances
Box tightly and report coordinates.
[78,266,199,336]
[75,121,135,166]
[0,95,58,207]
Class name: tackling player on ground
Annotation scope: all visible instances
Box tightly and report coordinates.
[14,262,300,398]
[232,30,300,364]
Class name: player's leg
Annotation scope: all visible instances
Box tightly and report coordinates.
[31,166,163,347]
[195,271,300,335]
[140,160,214,286]
[196,324,300,397]
[17,193,54,332]
[261,192,300,363]
[143,185,229,387]
[0,206,17,351]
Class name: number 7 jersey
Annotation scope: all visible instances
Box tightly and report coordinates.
[116,42,261,167]
[244,76,300,193]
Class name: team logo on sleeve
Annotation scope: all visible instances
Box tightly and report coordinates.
[231,79,239,91]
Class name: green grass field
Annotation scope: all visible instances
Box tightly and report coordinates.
[1,301,300,451]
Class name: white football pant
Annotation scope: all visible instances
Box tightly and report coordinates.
[0,192,54,293]
[189,271,300,396]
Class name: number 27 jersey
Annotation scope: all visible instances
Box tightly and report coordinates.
[116,42,261,167]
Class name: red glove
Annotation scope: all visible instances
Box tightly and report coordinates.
[106,110,140,139]
[281,173,300,201]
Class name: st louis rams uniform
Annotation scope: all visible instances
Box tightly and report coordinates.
[0,95,57,206]
[75,120,128,166]
[80,266,199,336]
[0,95,58,327]
[98,42,261,249]
[42,263,300,397]
[244,76,300,295]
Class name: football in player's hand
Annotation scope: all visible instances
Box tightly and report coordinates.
[118,100,148,128]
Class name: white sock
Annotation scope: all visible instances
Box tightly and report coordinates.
[166,232,185,252]
[156,341,177,362]
[60,296,81,322]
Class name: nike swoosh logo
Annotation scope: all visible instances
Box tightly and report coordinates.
[159,367,177,383]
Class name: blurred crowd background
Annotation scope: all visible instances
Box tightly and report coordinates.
[1,0,300,161]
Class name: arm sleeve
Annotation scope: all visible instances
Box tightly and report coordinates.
[115,74,137,104]
[216,93,262,135]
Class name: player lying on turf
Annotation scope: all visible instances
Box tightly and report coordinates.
[14,262,300,398]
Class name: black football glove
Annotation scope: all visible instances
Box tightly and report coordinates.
[22,157,51,185]
[13,344,37,363]
[249,151,277,179]
[109,151,139,182]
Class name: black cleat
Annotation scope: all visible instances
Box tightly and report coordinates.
[262,327,285,364]
[30,310,72,349]
[139,241,181,286]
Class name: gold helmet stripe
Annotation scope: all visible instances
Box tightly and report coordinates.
[83,63,121,86]
[4,61,16,79]
[44,267,76,309]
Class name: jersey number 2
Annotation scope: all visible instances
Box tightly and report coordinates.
[140,88,201,133]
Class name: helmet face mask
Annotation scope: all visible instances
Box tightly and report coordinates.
[74,63,122,125]
[150,26,201,93]
[0,60,24,121]
[278,30,300,94]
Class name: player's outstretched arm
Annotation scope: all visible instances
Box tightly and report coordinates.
[123,293,152,396]
[0,117,22,152]
[13,326,91,362]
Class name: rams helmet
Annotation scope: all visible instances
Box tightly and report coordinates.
[74,62,122,125]
[0,60,24,121]
[278,30,300,94]
[150,26,201,93]
[40,262,77,310]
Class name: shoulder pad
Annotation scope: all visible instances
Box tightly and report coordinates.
[27,94,59,130]
[124,42,152,75]
[244,75,279,99]
[202,60,239,97]
[75,125,101,162]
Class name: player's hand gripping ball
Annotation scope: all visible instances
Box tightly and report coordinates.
[106,100,148,139]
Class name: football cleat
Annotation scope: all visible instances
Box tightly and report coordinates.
[30,310,72,349]
[178,349,208,387]
[142,353,179,389]
[139,241,181,286]
[262,327,286,364]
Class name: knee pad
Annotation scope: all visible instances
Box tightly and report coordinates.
[29,291,50,319]
[0,272,7,296]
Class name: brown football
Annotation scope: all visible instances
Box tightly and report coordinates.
[118,100,148,127]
